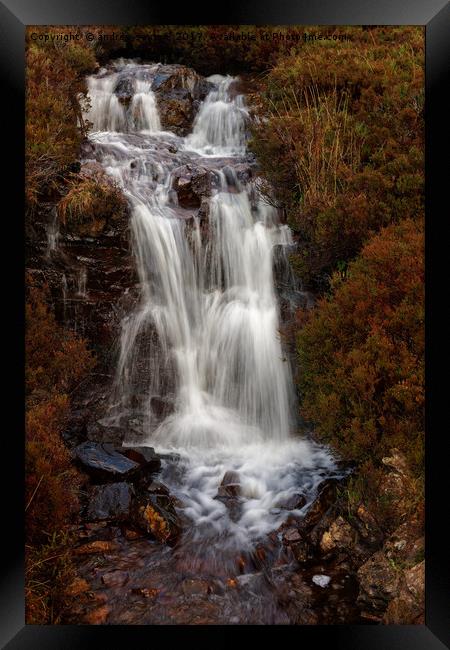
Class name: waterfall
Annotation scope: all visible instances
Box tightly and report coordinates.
[86,72,160,133]
[85,64,338,545]
[185,75,249,156]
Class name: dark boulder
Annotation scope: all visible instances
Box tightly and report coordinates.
[86,482,134,521]
[73,441,140,482]
[217,470,241,498]
[151,64,212,135]
[172,165,212,208]
[214,471,242,522]
[299,479,339,532]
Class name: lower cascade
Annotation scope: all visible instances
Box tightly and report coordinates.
[84,61,341,553]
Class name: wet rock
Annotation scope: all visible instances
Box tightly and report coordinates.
[214,471,242,522]
[283,528,302,545]
[101,571,129,588]
[172,165,212,208]
[217,470,241,497]
[277,493,307,510]
[357,550,401,614]
[352,503,383,546]
[299,479,339,532]
[130,484,181,545]
[122,526,144,541]
[131,587,159,599]
[236,572,266,592]
[73,441,140,482]
[291,540,313,564]
[86,482,133,521]
[75,540,119,555]
[158,91,194,136]
[151,64,212,135]
[319,516,355,555]
[145,480,171,496]
[119,445,162,475]
[181,579,211,596]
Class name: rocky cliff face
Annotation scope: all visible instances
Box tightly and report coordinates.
[26,170,135,360]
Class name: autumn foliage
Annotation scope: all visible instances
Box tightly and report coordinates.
[25,280,95,622]
[250,27,424,289]
[296,219,424,473]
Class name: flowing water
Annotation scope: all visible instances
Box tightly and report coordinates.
[80,61,346,622]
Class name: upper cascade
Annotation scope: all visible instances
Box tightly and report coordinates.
[184,75,249,156]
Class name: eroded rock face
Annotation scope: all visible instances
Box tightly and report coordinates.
[26,168,135,354]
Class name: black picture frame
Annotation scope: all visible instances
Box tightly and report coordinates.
[2,0,448,647]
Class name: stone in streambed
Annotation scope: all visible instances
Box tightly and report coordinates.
[73,441,140,482]
[181,579,211,596]
[87,482,133,522]
[119,445,161,475]
[299,478,339,532]
[75,540,119,555]
[172,165,212,208]
[217,470,241,497]
[277,493,307,510]
[130,482,181,545]
[101,570,129,588]
[214,471,242,522]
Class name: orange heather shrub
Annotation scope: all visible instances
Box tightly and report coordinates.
[25,280,95,622]
[296,219,424,474]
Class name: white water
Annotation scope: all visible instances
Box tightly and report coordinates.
[184,75,249,156]
[85,63,339,547]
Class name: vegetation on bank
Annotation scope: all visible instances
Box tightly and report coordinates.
[25,280,95,622]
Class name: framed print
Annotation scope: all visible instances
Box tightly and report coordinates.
[1,0,449,647]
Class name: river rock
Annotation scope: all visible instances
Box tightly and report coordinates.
[217,470,241,497]
[130,483,181,545]
[172,165,212,208]
[277,493,307,510]
[73,441,140,482]
[181,579,211,596]
[86,482,133,521]
[151,64,212,135]
[299,478,339,532]
[75,540,119,555]
[119,446,162,475]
